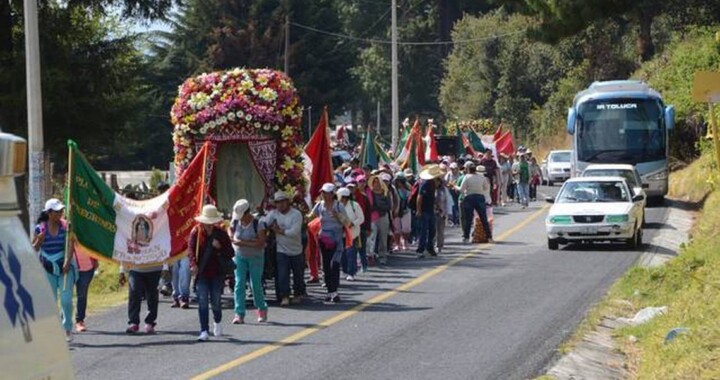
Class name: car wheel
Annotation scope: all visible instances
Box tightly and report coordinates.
[627,224,642,249]
[642,213,646,228]
[548,238,559,250]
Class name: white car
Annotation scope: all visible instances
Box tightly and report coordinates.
[542,150,572,186]
[545,176,645,250]
[581,164,647,224]
[0,132,75,379]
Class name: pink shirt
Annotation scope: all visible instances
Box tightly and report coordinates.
[74,245,96,272]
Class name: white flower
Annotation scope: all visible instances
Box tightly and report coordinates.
[208,121,216,129]
[263,125,270,130]
[272,125,280,131]
[236,111,244,118]
[254,122,261,128]
[227,112,236,121]
[245,114,253,121]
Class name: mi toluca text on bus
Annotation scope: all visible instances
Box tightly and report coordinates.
[566,80,675,200]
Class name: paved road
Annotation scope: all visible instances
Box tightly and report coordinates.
[70,186,669,380]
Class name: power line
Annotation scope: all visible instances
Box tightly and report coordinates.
[290,22,525,46]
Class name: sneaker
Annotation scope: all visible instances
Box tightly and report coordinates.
[75,321,87,333]
[346,275,355,281]
[159,285,172,297]
[232,315,245,324]
[125,324,139,334]
[213,322,222,337]
[65,330,73,342]
[170,299,180,308]
[462,238,469,244]
[291,295,303,305]
[257,310,268,323]
[307,277,320,284]
[331,295,341,303]
[379,257,387,265]
[428,249,438,257]
[417,251,426,259]
[280,297,290,307]
[197,331,209,342]
[180,300,190,309]
[144,323,156,334]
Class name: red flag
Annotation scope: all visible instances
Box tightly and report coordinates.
[425,123,439,162]
[168,141,211,256]
[493,125,505,142]
[305,106,334,200]
[495,131,516,156]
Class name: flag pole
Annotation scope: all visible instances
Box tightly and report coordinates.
[62,141,75,291]
[194,142,209,263]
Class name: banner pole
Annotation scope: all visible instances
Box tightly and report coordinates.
[62,142,75,291]
[194,142,209,264]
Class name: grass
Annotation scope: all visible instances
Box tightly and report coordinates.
[85,262,128,315]
[668,153,714,203]
[551,151,720,380]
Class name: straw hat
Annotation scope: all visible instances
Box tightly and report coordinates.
[419,164,444,180]
[403,168,414,178]
[195,204,224,225]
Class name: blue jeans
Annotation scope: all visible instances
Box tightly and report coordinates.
[518,183,530,206]
[46,271,75,332]
[417,212,436,253]
[171,257,191,301]
[196,276,223,332]
[75,270,94,322]
[276,252,305,298]
[462,194,492,240]
[234,254,267,316]
[342,244,358,276]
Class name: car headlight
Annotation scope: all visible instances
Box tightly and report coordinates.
[549,215,573,224]
[647,170,668,181]
[605,215,629,223]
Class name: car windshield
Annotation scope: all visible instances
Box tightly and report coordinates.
[576,98,665,164]
[583,169,638,188]
[557,181,630,203]
[550,152,571,162]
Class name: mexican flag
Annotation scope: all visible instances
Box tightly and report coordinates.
[66,140,208,267]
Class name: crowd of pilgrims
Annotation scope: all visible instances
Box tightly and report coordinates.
[32,149,543,342]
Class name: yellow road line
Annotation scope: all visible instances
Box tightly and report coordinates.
[192,205,549,380]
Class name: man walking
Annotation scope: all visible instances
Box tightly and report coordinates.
[416,165,443,258]
[264,191,305,306]
[456,162,493,244]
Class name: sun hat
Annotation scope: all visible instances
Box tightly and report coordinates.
[195,204,224,225]
[231,199,250,221]
[44,198,65,212]
[321,183,336,193]
[419,164,444,180]
[273,190,289,202]
[403,168,414,177]
[477,165,486,173]
[336,187,351,198]
[464,161,475,169]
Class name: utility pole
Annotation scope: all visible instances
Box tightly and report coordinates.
[284,15,290,74]
[307,106,313,140]
[24,0,45,232]
[377,101,381,138]
[390,0,399,152]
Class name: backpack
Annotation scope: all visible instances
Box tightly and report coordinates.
[407,181,421,212]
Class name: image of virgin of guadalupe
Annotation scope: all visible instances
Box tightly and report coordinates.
[132,215,153,246]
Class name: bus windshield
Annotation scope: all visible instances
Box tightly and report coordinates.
[577,98,665,164]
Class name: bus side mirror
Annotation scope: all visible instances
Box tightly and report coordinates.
[566,108,576,135]
[665,106,675,130]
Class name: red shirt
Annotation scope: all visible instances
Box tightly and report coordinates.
[188,225,234,279]
[353,189,371,232]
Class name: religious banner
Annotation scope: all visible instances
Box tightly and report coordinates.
[66,140,208,266]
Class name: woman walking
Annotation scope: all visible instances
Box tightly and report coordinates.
[189,204,234,341]
[74,246,97,333]
[368,176,392,265]
[392,173,411,251]
[337,187,364,282]
[32,198,76,341]
[229,199,268,325]
[312,183,350,303]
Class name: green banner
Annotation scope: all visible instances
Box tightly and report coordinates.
[67,140,117,259]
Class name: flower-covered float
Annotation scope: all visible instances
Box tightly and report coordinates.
[171,68,306,213]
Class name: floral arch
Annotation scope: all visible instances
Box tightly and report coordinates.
[171,68,306,207]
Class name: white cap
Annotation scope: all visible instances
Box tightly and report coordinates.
[449,162,458,169]
[44,198,65,212]
[464,161,475,169]
[380,173,392,182]
[336,187,351,198]
[232,199,250,220]
[321,183,336,193]
[273,191,289,202]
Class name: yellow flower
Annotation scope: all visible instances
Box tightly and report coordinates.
[283,184,295,195]
[276,171,286,182]
[281,157,295,171]
[281,126,294,139]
